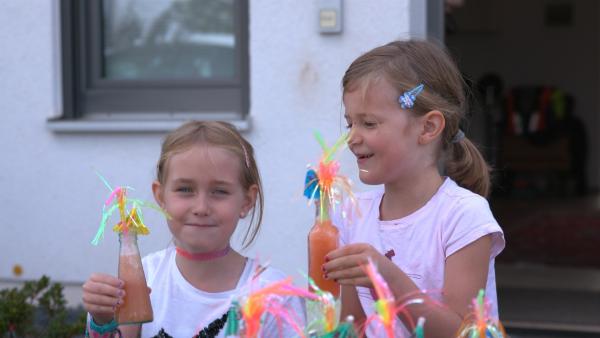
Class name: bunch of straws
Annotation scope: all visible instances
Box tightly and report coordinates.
[224,269,318,338]
[305,277,339,335]
[456,289,506,338]
[223,260,436,337]
[304,131,357,221]
[362,260,427,338]
[225,276,359,338]
[91,173,168,245]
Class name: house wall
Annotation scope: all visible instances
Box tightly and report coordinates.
[0,1,423,304]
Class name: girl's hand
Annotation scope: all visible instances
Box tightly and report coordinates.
[323,243,395,288]
[82,273,124,325]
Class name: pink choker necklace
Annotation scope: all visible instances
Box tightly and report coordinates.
[175,245,231,261]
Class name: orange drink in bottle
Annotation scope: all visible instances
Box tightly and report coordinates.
[308,218,340,298]
[116,231,153,324]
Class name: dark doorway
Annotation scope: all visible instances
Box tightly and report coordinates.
[445,0,600,334]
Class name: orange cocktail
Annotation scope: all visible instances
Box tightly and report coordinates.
[308,219,340,298]
[116,233,153,324]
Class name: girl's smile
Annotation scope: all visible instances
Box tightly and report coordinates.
[184,223,217,227]
[355,152,374,162]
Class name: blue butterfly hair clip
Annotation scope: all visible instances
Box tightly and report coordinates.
[399,84,425,109]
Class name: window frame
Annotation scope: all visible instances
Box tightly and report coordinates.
[58,0,249,125]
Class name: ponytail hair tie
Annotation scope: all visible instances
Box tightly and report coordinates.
[451,129,465,143]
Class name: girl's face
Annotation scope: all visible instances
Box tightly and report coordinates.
[343,78,425,186]
[153,145,257,253]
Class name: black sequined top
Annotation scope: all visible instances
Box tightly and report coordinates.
[150,312,228,338]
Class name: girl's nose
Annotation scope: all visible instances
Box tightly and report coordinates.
[192,195,210,216]
[347,127,360,146]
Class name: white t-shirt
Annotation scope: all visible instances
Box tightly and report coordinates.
[332,177,505,337]
[140,246,305,338]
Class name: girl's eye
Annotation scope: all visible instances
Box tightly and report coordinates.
[212,189,229,196]
[345,117,377,130]
[176,187,193,193]
[363,121,377,128]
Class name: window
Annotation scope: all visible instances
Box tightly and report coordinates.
[57,0,249,129]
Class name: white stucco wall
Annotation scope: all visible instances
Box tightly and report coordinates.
[0,1,421,304]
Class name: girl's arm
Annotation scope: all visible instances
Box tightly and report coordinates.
[442,234,493,317]
[392,235,492,336]
[325,235,492,336]
[340,285,366,331]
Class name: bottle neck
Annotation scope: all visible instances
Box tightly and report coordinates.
[119,231,140,255]
[119,230,138,241]
[316,190,331,223]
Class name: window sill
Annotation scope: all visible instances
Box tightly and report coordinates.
[46,116,251,133]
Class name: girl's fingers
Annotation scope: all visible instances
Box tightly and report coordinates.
[326,243,370,260]
[82,278,126,319]
[82,273,125,324]
[326,265,365,281]
[83,280,125,299]
[89,273,123,288]
[323,253,368,272]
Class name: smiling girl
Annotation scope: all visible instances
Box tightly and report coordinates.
[82,121,304,338]
[323,40,505,337]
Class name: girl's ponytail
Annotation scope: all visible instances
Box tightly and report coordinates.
[445,137,491,197]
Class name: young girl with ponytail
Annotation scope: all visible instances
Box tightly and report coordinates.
[323,40,505,337]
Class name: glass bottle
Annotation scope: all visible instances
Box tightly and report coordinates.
[308,198,340,298]
[116,231,153,324]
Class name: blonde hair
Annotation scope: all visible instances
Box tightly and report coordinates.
[156,121,264,248]
[342,39,491,197]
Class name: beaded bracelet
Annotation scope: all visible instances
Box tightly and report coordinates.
[86,318,120,338]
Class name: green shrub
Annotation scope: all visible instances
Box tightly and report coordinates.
[0,275,86,338]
